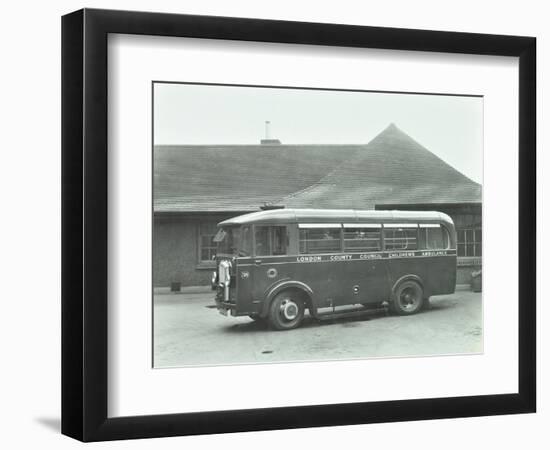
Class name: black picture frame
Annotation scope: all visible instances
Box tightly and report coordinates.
[61,8,536,442]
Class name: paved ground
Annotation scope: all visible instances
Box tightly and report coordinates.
[153,288,482,368]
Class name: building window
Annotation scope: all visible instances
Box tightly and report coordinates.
[383,227,418,250]
[343,226,381,252]
[299,226,341,254]
[457,228,482,257]
[199,222,218,262]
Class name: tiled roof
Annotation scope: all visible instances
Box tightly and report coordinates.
[154,144,361,212]
[282,124,482,208]
[154,124,481,213]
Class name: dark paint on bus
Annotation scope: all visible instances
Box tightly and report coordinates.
[213,209,456,329]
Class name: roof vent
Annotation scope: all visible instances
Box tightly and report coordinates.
[260,204,285,210]
[261,120,281,145]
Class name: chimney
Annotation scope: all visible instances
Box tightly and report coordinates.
[260,120,281,145]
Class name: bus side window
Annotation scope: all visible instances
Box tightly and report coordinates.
[299,227,341,254]
[343,227,381,252]
[418,225,447,250]
[255,226,287,256]
[384,227,418,250]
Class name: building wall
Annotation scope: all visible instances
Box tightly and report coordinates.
[153,217,198,287]
[153,213,239,287]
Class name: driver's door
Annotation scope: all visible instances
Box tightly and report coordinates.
[251,225,288,302]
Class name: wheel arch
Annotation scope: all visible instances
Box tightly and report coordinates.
[391,274,424,297]
[260,281,314,318]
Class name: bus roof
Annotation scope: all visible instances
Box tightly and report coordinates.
[218,209,454,228]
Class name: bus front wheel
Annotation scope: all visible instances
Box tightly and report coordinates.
[268,291,305,330]
[391,281,424,315]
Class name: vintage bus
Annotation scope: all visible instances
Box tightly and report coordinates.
[212,208,456,330]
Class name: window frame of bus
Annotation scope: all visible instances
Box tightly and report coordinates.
[342,223,383,253]
[296,222,451,254]
[298,223,343,255]
[418,223,451,250]
[379,223,452,252]
[254,225,288,257]
[382,223,419,251]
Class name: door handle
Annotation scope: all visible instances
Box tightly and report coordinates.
[254,259,262,265]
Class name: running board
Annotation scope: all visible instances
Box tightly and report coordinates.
[315,306,388,321]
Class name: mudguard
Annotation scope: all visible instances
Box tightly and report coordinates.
[260,280,314,318]
[391,274,424,297]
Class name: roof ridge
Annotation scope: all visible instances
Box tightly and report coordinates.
[370,124,481,186]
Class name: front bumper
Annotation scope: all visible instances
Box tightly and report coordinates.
[215,299,236,316]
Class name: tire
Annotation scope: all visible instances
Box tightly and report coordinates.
[391,280,424,315]
[268,291,305,330]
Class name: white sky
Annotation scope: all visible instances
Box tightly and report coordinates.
[154,83,483,183]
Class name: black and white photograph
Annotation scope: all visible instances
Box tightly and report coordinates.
[153,82,483,368]
[0,0,543,447]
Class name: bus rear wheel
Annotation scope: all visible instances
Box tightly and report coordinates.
[391,280,424,315]
[268,291,305,330]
